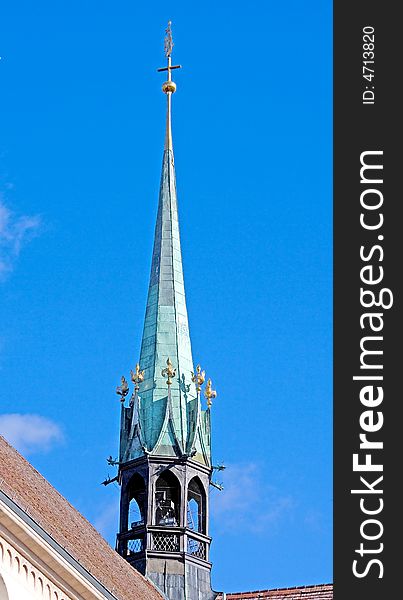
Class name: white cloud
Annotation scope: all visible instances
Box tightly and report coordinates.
[0,413,64,455]
[211,462,295,535]
[0,197,41,280]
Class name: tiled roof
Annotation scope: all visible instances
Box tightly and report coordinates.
[0,435,162,600]
[216,583,333,600]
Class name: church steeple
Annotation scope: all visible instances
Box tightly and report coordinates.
[116,23,218,600]
[118,21,211,467]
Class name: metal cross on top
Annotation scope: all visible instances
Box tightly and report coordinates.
[157,21,182,87]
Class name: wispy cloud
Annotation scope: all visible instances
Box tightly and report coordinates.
[0,413,64,455]
[0,197,41,280]
[211,462,295,535]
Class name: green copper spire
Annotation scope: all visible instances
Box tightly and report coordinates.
[119,22,211,466]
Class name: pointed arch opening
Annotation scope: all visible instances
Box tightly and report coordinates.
[127,473,146,529]
[187,476,206,534]
[155,470,180,526]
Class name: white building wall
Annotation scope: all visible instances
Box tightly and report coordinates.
[1,535,73,600]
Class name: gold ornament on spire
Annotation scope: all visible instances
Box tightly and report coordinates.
[204,378,217,408]
[162,357,176,385]
[116,376,129,402]
[130,363,145,391]
[191,364,205,393]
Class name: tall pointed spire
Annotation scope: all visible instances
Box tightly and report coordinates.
[116,25,218,598]
[119,21,210,465]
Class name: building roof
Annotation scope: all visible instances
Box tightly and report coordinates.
[0,435,162,600]
[216,584,333,600]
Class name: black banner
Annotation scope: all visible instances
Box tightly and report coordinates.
[334,2,401,599]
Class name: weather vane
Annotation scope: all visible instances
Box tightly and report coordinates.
[157,20,182,94]
[164,20,174,57]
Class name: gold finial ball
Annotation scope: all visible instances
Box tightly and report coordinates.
[162,80,177,94]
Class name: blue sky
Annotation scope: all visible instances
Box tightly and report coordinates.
[0,0,332,593]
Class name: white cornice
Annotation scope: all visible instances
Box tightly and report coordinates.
[0,490,119,600]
